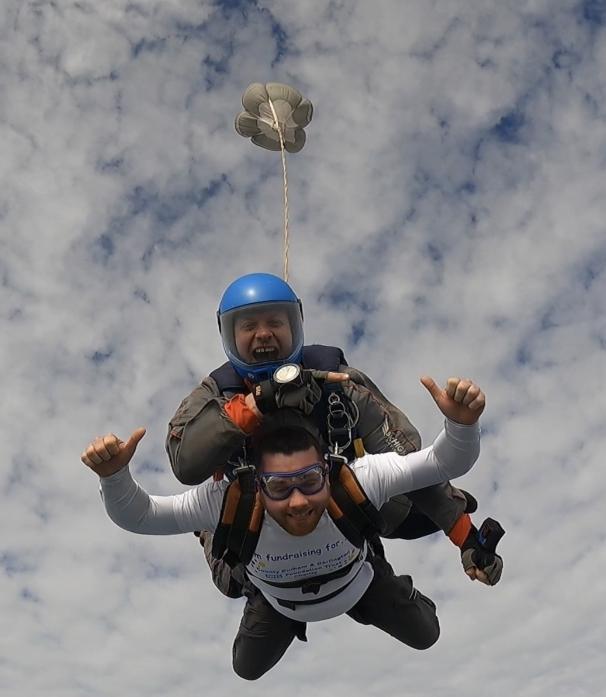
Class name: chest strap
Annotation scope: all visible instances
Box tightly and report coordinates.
[274,553,371,611]
[276,579,358,610]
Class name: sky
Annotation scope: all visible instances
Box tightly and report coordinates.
[1,0,605,694]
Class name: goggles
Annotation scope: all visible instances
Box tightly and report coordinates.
[257,462,328,501]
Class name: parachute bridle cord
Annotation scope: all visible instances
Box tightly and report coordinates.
[267,97,290,282]
[236,83,312,280]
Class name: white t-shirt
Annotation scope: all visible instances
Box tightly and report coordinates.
[100,418,479,622]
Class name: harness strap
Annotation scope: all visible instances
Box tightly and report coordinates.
[329,461,384,543]
[326,496,365,549]
[301,344,347,370]
[311,381,359,463]
[209,362,247,395]
[276,577,358,611]
[275,547,373,610]
[212,469,265,567]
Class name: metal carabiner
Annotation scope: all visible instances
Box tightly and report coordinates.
[326,391,354,454]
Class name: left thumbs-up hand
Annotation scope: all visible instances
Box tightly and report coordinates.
[420,376,485,425]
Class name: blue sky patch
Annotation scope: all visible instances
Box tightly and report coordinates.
[1,552,36,577]
[90,348,114,364]
[132,37,168,58]
[581,0,606,26]
[491,110,525,144]
[349,320,366,347]
[95,233,114,259]
[318,286,375,313]
[20,587,40,603]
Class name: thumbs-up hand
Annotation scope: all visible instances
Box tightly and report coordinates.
[81,427,146,478]
[420,376,485,425]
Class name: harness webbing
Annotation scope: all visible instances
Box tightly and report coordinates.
[212,468,264,567]
[212,459,384,569]
[329,460,384,545]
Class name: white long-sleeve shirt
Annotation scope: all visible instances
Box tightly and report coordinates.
[100,418,479,622]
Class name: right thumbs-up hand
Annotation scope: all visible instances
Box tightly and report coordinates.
[81,427,146,478]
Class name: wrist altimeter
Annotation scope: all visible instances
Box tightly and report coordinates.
[273,363,302,385]
[253,364,302,413]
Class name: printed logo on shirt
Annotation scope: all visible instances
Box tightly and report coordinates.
[248,540,359,583]
[250,545,323,568]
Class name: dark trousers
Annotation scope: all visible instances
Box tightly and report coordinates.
[232,553,440,680]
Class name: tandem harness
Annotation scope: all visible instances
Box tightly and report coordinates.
[207,345,385,569]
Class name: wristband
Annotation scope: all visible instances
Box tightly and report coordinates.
[224,395,262,434]
[448,513,473,548]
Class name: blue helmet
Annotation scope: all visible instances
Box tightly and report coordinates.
[217,273,304,382]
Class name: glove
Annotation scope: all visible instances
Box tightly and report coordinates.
[460,527,503,586]
[253,369,325,416]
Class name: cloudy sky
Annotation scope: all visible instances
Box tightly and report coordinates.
[2,0,605,694]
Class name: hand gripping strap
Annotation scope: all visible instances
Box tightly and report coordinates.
[253,380,277,414]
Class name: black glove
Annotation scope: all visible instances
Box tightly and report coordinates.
[460,520,504,586]
[253,369,326,416]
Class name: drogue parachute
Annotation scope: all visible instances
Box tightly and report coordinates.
[235,82,313,153]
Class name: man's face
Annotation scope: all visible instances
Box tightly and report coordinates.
[258,446,330,536]
[234,309,293,364]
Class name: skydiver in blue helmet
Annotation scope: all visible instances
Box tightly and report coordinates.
[165,272,503,599]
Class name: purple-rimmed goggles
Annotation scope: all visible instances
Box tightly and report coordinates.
[257,462,329,501]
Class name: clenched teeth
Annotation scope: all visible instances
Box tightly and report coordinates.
[253,347,278,359]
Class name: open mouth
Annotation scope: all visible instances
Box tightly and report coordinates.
[252,346,279,362]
